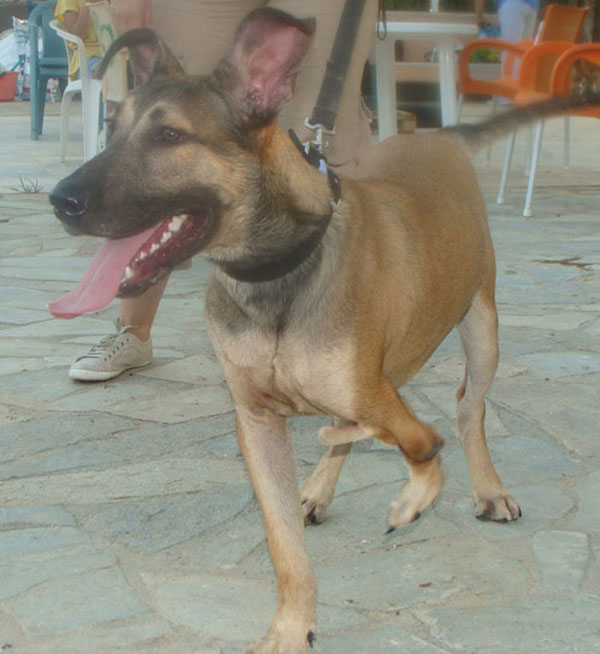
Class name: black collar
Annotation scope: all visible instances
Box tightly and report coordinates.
[218,131,341,284]
[219,210,333,283]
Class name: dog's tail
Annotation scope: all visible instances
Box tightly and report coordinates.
[96,28,184,87]
[446,90,600,154]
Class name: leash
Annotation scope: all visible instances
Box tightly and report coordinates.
[288,129,341,211]
[288,0,368,207]
[305,0,367,144]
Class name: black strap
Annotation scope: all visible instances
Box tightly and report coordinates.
[219,211,333,283]
[308,0,366,131]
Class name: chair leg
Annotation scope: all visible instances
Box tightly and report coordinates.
[30,76,44,140]
[486,96,498,163]
[497,129,516,205]
[563,116,570,167]
[523,120,544,218]
[60,89,75,162]
[524,125,532,176]
[37,76,48,137]
[30,68,38,139]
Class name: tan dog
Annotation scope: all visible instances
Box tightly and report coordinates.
[48,9,600,653]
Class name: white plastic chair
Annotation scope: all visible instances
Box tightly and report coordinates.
[49,18,103,162]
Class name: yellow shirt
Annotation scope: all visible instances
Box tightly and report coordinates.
[55,0,102,78]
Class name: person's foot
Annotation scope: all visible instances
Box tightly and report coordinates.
[69,321,153,381]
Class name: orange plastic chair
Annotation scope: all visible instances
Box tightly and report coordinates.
[551,43,600,112]
[457,4,589,112]
[497,40,598,217]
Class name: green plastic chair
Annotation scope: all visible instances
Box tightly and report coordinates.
[29,0,69,140]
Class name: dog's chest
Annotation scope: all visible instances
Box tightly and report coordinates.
[217,328,356,418]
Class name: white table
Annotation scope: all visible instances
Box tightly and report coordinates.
[374,20,478,137]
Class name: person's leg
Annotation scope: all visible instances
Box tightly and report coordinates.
[520,3,537,41]
[499,0,537,42]
[498,0,533,77]
[119,274,169,342]
[151,0,267,75]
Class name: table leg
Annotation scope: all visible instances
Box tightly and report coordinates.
[374,36,397,141]
[437,37,457,127]
[82,79,102,162]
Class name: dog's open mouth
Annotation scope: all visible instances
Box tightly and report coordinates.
[118,212,210,296]
[48,211,212,319]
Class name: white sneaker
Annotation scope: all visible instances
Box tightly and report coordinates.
[69,321,153,381]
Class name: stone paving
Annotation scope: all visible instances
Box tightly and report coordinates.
[0,100,599,653]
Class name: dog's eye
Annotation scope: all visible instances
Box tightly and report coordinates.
[158,127,185,144]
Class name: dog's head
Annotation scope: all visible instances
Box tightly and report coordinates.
[49,9,323,317]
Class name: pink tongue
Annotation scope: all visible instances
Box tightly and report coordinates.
[48,225,156,319]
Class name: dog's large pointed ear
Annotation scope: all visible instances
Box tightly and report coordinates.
[214,8,315,128]
[96,28,184,87]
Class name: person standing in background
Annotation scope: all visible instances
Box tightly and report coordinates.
[475,0,538,43]
[67,0,379,382]
[55,0,103,79]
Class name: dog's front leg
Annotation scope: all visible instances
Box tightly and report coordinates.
[236,405,317,654]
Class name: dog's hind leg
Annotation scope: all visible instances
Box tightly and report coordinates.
[301,419,353,525]
[456,289,521,522]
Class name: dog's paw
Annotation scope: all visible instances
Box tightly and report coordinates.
[386,455,443,529]
[301,494,329,525]
[475,494,521,522]
[248,624,315,654]
[300,469,336,525]
[387,496,428,529]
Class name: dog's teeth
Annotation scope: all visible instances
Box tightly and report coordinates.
[150,243,159,254]
[124,266,133,280]
[138,251,147,260]
[160,231,172,244]
[169,215,186,232]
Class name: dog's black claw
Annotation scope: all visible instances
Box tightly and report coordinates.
[411,511,421,523]
[385,525,396,535]
[477,509,491,521]
[307,630,316,648]
[308,511,319,525]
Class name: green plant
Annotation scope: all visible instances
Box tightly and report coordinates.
[385,0,429,9]
[11,175,44,193]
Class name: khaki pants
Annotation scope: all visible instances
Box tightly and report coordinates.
[151,0,378,173]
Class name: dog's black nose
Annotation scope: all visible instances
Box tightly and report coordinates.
[50,182,90,234]
[50,183,89,218]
